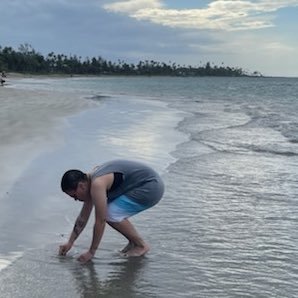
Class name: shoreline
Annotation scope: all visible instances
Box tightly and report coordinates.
[0,77,185,268]
[0,82,99,199]
[4,71,296,80]
[1,75,297,298]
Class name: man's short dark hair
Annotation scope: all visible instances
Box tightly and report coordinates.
[61,169,88,192]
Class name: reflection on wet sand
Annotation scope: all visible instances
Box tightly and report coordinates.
[66,256,150,297]
[0,246,152,298]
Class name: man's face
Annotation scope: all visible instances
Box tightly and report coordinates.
[66,182,89,202]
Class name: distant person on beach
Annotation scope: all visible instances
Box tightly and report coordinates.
[59,159,164,263]
[0,71,5,86]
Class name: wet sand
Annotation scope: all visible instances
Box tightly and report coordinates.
[0,80,184,297]
[0,244,152,298]
[2,76,297,297]
[0,85,97,196]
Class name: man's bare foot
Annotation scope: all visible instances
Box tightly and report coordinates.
[124,244,150,257]
[120,242,135,254]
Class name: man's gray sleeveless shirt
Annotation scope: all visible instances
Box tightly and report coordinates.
[91,160,164,205]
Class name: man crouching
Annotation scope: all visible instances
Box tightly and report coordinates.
[59,159,164,263]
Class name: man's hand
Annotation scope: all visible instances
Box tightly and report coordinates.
[77,251,94,263]
[59,242,73,256]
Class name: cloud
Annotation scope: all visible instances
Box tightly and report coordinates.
[1,0,298,76]
[103,0,298,30]
[103,0,163,13]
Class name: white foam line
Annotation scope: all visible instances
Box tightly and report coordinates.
[0,251,24,272]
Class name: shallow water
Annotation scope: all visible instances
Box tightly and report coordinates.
[0,76,298,297]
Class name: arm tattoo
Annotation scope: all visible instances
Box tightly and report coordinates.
[73,217,86,238]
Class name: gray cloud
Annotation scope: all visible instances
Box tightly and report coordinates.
[0,0,298,76]
[104,0,298,31]
[0,0,217,61]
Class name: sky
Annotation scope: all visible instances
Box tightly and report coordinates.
[1,0,298,77]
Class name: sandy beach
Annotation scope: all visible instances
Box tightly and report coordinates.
[0,81,97,196]
[0,76,184,297]
[1,76,298,297]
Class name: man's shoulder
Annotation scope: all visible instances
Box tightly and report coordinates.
[92,173,114,187]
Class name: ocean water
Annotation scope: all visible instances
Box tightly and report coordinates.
[0,76,298,297]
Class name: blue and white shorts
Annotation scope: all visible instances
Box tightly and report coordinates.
[106,195,158,222]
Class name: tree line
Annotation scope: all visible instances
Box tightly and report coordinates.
[0,44,261,77]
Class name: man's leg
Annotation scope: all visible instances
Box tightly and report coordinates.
[108,219,150,257]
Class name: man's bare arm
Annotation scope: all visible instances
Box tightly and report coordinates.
[68,199,93,244]
[89,183,107,254]
[88,174,114,255]
[77,174,114,262]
